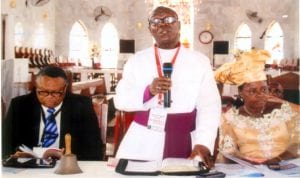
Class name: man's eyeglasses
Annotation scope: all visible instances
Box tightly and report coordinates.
[37,90,65,97]
[149,16,178,26]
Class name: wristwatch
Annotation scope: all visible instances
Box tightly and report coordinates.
[199,30,214,44]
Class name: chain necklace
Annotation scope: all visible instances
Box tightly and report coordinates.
[242,105,264,118]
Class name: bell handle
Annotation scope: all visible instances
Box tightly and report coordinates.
[65,133,72,155]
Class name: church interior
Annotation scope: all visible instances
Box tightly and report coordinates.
[1,0,299,162]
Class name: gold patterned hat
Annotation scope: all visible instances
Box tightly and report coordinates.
[214,49,271,86]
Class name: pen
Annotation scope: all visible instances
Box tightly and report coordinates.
[242,172,264,177]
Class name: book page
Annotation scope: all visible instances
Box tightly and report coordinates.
[215,163,263,177]
[220,152,258,170]
[125,160,161,173]
[220,151,283,177]
[19,145,39,158]
[160,158,200,172]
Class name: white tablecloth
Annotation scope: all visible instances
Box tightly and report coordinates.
[2,159,300,178]
[3,161,196,178]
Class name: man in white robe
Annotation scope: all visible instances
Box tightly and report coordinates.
[114,6,221,168]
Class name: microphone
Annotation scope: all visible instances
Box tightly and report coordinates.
[163,62,173,108]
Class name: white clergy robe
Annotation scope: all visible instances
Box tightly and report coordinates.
[114,46,221,161]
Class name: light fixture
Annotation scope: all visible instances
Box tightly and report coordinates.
[9,0,16,8]
[144,0,202,13]
[136,22,144,29]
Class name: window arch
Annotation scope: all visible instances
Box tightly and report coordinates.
[33,23,46,48]
[264,21,283,64]
[234,23,252,54]
[14,22,24,46]
[69,21,89,66]
[100,22,119,68]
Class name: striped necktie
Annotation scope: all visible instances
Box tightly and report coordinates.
[42,108,58,147]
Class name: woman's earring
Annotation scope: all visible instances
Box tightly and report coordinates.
[234,95,244,108]
[240,97,244,102]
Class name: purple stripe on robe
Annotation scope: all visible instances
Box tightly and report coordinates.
[134,109,196,159]
[143,85,153,103]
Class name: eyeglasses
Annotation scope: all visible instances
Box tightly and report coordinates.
[37,90,65,97]
[149,16,178,26]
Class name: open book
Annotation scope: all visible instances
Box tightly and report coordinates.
[17,144,61,158]
[115,158,209,176]
[2,145,57,168]
[18,144,41,158]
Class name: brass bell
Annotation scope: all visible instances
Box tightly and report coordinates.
[54,133,82,174]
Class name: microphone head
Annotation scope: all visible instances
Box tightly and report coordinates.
[163,62,173,75]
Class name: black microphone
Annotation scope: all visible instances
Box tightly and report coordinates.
[163,62,173,108]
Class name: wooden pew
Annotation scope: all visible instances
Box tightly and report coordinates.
[71,78,106,97]
[72,77,108,160]
[270,72,300,104]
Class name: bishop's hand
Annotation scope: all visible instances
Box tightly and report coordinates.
[188,144,214,169]
[149,77,171,96]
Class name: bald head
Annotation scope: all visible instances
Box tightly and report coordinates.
[149,6,178,19]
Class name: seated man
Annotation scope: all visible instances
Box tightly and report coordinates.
[2,66,103,161]
[268,81,284,99]
[265,81,284,109]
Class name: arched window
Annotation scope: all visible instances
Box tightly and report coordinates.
[14,22,24,46]
[234,23,252,54]
[264,21,283,64]
[152,0,194,49]
[69,21,89,66]
[100,22,119,68]
[33,23,46,48]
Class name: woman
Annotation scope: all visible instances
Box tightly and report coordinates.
[215,49,300,164]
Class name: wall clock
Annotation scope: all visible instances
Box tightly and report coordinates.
[199,30,214,44]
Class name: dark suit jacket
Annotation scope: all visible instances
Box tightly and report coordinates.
[2,92,103,160]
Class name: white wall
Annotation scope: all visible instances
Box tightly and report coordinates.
[1,0,55,57]
[194,0,298,63]
[1,0,298,62]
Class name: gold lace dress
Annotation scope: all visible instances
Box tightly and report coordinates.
[219,103,299,162]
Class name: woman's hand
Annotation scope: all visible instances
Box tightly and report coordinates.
[262,157,281,165]
[149,77,171,95]
[188,144,214,169]
[262,150,297,165]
